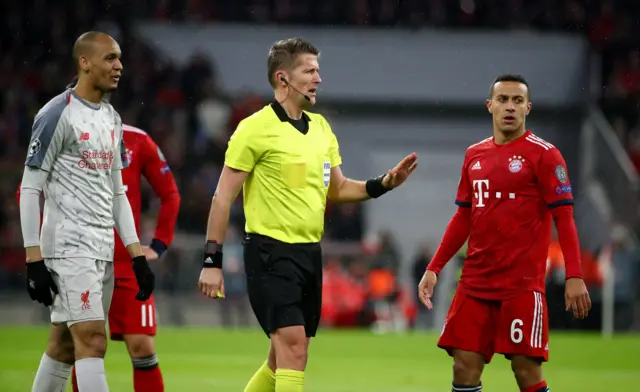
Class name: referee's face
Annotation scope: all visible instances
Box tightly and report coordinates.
[290,54,321,105]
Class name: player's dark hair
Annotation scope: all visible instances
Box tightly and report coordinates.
[267,38,319,88]
[489,74,530,100]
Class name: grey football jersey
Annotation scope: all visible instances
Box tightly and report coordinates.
[25,89,128,261]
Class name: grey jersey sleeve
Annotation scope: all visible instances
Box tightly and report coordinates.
[25,93,69,171]
[111,170,139,246]
[20,167,48,247]
[111,110,128,171]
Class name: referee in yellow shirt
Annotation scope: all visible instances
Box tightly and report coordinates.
[198,37,418,392]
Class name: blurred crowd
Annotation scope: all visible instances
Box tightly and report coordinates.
[0,0,638,331]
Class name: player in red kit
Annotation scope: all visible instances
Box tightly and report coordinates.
[417,74,591,392]
[71,124,180,392]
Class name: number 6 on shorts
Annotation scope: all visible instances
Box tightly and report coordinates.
[510,318,523,343]
[497,291,549,361]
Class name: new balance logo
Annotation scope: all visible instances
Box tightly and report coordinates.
[471,161,481,170]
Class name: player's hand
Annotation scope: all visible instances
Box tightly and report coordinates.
[132,256,155,301]
[26,260,58,307]
[565,277,591,319]
[382,153,418,190]
[142,246,159,261]
[198,268,225,299]
[418,270,438,310]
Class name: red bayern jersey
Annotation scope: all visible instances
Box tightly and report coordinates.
[113,125,180,279]
[454,130,573,300]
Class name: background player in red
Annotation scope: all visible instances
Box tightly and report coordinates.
[16,122,181,392]
[417,74,591,392]
[81,124,180,392]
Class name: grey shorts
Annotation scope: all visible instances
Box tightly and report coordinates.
[45,258,114,327]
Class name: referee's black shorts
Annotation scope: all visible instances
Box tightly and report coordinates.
[243,233,323,338]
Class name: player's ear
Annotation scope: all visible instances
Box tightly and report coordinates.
[526,102,532,115]
[79,56,90,72]
[276,72,286,87]
[486,99,492,114]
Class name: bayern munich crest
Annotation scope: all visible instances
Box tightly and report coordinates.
[508,155,525,173]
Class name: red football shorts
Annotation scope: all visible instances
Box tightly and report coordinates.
[108,278,157,340]
[437,289,549,363]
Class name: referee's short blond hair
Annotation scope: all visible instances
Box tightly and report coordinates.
[267,38,319,88]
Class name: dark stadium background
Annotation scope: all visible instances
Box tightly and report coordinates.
[0,1,639,391]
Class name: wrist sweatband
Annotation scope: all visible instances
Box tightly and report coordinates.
[365,174,389,199]
[203,240,223,269]
[150,239,167,258]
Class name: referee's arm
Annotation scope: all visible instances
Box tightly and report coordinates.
[205,165,248,243]
[327,152,418,203]
[327,166,374,203]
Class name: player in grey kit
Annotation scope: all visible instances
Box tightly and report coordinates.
[19,32,155,392]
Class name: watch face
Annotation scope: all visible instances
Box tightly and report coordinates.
[205,241,221,254]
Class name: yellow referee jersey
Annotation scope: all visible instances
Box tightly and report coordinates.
[225,102,342,244]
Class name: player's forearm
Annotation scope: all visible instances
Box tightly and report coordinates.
[111,171,140,252]
[427,207,472,274]
[552,205,583,279]
[20,167,46,260]
[151,191,181,256]
[125,242,144,258]
[205,194,232,243]
[113,193,142,252]
[328,178,370,203]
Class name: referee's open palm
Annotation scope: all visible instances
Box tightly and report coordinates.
[382,152,418,189]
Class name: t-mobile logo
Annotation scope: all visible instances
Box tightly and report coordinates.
[473,179,516,207]
[473,180,489,207]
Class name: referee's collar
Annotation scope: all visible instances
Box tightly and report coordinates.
[270,101,311,124]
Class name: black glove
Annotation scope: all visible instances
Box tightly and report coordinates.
[132,256,155,301]
[26,260,58,307]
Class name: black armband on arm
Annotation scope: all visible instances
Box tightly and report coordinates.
[366,174,390,199]
[203,240,223,269]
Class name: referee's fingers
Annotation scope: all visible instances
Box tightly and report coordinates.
[199,282,208,296]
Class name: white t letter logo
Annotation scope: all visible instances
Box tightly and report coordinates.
[473,179,489,207]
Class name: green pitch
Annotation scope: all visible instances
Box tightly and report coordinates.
[0,327,638,391]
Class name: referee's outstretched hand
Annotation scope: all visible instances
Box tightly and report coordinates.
[199,268,225,299]
[381,152,418,189]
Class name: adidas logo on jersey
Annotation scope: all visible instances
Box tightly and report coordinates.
[471,161,482,170]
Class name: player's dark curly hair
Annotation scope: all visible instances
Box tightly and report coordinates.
[267,38,319,88]
[489,74,530,100]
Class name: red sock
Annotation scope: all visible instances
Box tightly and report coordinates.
[522,380,549,392]
[133,366,164,392]
[71,366,79,392]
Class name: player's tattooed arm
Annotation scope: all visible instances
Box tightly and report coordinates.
[206,166,248,243]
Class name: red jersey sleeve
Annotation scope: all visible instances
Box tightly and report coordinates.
[455,151,473,208]
[141,135,181,254]
[537,147,573,208]
[537,147,582,278]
